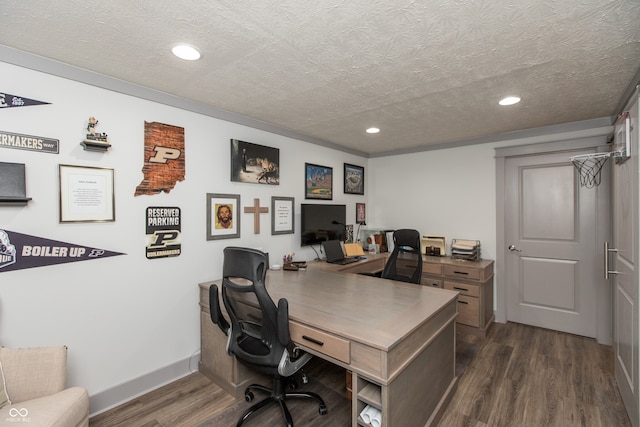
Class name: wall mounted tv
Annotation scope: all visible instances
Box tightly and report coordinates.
[301,203,346,246]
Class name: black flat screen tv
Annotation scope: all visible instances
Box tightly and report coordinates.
[301,204,346,246]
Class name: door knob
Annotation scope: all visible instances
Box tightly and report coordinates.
[508,245,522,252]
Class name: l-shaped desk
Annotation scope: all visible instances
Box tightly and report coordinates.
[199,254,460,427]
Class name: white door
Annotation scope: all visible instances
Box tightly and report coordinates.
[613,98,639,427]
[505,150,600,337]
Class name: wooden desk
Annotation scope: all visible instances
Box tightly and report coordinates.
[199,257,458,427]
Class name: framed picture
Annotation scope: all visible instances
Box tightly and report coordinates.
[344,163,364,195]
[230,139,279,185]
[59,164,115,223]
[305,163,333,200]
[206,193,240,240]
[271,196,295,235]
[356,203,366,224]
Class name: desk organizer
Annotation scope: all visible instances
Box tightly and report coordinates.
[451,239,481,260]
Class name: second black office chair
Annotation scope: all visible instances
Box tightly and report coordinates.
[209,246,327,427]
[381,229,423,284]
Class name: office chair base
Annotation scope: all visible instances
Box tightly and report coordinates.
[237,379,327,427]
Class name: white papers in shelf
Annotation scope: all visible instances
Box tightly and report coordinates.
[360,404,382,427]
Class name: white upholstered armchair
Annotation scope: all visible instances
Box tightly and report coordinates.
[0,346,89,427]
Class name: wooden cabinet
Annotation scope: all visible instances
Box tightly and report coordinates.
[422,256,494,338]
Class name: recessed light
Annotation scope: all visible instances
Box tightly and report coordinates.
[499,96,521,106]
[366,127,380,134]
[172,44,201,61]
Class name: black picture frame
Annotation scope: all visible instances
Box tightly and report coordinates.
[305,163,333,200]
[344,163,364,195]
[230,139,279,185]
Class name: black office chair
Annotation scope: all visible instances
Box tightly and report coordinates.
[381,229,423,284]
[209,246,327,427]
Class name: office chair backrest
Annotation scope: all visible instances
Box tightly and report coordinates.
[219,246,291,371]
[381,229,423,284]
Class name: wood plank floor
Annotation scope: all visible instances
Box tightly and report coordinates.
[90,322,631,427]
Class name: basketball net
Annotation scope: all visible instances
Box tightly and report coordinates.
[570,152,611,188]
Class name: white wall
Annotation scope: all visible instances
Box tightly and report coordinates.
[368,143,497,261]
[0,61,367,413]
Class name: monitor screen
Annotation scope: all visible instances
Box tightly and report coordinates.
[300,204,346,246]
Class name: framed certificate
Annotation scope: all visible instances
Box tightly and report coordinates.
[59,164,115,223]
[271,196,294,235]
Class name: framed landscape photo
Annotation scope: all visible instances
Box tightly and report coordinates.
[230,139,280,185]
[206,193,240,240]
[59,164,115,223]
[305,163,332,200]
[344,163,364,195]
[271,196,294,235]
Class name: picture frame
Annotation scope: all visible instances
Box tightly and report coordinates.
[59,164,115,223]
[344,163,364,195]
[271,196,295,235]
[230,139,280,185]
[206,193,240,240]
[356,202,366,224]
[305,163,333,200]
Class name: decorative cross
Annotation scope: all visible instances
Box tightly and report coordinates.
[244,198,269,234]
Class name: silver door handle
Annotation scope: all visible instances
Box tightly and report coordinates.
[508,245,521,252]
[605,241,620,280]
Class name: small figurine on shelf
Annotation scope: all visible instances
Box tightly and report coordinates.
[81,116,111,152]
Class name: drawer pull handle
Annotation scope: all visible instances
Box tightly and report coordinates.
[458,300,469,305]
[453,270,469,275]
[453,287,469,292]
[302,335,324,346]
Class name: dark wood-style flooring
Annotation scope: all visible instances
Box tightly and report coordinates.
[89,322,631,427]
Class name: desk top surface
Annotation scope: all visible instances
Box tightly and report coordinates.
[201,265,458,352]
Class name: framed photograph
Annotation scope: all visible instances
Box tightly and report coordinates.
[344,163,364,195]
[356,203,366,224]
[59,164,115,223]
[230,139,279,185]
[305,163,333,200]
[206,193,240,240]
[271,196,295,235]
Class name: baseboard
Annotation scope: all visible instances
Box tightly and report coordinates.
[89,351,201,417]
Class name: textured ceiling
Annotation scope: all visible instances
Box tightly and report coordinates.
[1,0,639,156]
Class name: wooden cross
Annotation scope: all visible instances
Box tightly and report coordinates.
[244,198,269,234]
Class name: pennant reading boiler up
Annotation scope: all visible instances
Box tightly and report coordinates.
[0,229,125,272]
[134,121,185,196]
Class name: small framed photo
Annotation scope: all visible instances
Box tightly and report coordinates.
[207,193,240,240]
[305,163,333,200]
[356,203,366,224]
[271,196,295,235]
[59,164,115,223]
[344,163,364,195]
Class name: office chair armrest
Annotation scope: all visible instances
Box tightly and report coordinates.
[277,298,290,346]
[209,284,230,335]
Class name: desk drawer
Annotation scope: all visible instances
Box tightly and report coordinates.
[444,280,480,298]
[421,276,443,288]
[456,295,480,327]
[443,265,482,281]
[290,321,351,364]
[422,263,442,276]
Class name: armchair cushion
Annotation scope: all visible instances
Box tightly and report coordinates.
[0,346,89,427]
[0,346,67,403]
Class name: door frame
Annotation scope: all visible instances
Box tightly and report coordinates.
[495,133,613,344]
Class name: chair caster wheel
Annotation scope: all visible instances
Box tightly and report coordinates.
[245,391,254,402]
[319,405,328,416]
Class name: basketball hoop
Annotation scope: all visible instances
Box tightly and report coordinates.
[570,152,611,188]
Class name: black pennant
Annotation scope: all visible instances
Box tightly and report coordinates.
[0,92,50,109]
